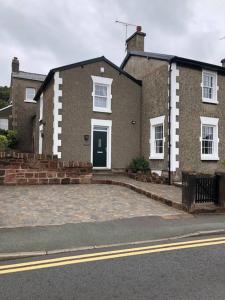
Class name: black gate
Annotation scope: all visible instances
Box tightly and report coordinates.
[195,176,218,203]
[182,172,218,208]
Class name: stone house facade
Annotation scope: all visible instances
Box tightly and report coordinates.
[9,57,46,152]
[7,28,225,181]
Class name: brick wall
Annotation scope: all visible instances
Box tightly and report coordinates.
[0,152,92,185]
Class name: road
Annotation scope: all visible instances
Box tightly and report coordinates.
[1,235,225,299]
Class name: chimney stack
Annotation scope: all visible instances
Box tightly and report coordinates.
[12,57,19,73]
[126,26,146,52]
[221,58,225,68]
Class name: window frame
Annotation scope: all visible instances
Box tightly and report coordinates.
[25,87,36,103]
[91,76,113,113]
[149,115,165,160]
[200,116,219,161]
[202,70,218,104]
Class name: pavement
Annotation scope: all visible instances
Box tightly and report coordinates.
[0,214,225,257]
[1,234,225,299]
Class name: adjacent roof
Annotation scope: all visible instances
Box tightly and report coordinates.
[120,50,225,74]
[0,104,12,112]
[35,56,142,100]
[12,71,46,82]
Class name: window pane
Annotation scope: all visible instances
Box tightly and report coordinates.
[94,96,107,108]
[26,88,35,100]
[203,87,212,99]
[203,74,213,87]
[155,125,163,139]
[155,140,163,153]
[202,141,213,154]
[95,84,107,96]
[203,126,213,140]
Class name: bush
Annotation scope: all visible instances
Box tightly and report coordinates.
[0,135,8,151]
[6,130,18,149]
[129,156,149,173]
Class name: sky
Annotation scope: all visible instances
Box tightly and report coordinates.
[1,0,225,86]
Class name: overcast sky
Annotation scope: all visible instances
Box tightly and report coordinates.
[1,0,225,86]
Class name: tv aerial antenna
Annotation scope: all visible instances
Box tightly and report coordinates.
[115,20,140,51]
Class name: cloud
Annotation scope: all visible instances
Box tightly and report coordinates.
[0,0,225,85]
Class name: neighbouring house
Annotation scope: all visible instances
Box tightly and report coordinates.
[10,57,46,152]
[8,27,225,181]
[0,104,12,130]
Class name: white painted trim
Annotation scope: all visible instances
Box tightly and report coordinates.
[53,72,62,159]
[39,93,43,121]
[0,104,12,111]
[91,119,112,169]
[201,70,218,104]
[149,115,165,160]
[170,63,180,171]
[24,100,36,103]
[39,124,43,154]
[200,116,219,161]
[91,76,113,113]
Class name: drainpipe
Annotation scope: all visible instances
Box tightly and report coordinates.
[168,61,172,185]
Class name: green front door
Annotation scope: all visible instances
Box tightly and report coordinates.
[93,130,107,167]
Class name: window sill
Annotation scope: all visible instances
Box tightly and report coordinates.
[24,100,37,103]
[202,98,218,105]
[93,108,112,114]
[149,155,164,160]
[201,156,219,161]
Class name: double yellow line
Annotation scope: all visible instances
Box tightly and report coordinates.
[1,236,225,275]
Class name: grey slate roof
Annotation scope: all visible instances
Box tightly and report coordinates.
[12,71,46,82]
[121,50,225,75]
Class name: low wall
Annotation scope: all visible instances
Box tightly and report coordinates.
[0,152,92,185]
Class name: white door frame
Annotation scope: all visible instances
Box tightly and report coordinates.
[91,119,112,169]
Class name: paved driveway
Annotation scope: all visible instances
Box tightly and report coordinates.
[0,184,183,228]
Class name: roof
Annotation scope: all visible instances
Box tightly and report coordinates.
[12,71,46,82]
[34,56,142,100]
[120,50,225,74]
[0,104,12,112]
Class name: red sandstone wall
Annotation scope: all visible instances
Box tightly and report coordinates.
[0,152,92,185]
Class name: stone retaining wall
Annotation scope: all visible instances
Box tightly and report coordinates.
[0,152,92,185]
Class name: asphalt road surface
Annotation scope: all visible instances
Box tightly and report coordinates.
[1,235,225,300]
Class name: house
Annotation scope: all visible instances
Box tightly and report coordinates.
[34,57,142,171]
[9,27,225,181]
[0,104,12,131]
[10,57,46,152]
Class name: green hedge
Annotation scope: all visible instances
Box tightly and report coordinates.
[129,156,149,173]
[0,130,18,150]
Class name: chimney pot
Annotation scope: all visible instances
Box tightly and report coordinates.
[136,26,142,32]
[12,57,19,73]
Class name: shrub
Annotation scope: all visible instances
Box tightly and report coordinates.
[129,156,149,173]
[0,135,8,151]
[0,129,7,136]
[6,130,18,149]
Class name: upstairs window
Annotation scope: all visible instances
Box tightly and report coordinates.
[202,71,218,104]
[25,88,36,102]
[91,76,113,113]
[200,117,219,160]
[94,84,108,109]
[150,116,165,160]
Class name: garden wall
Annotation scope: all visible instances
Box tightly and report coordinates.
[0,152,92,185]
